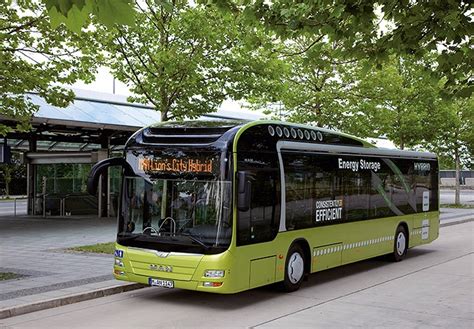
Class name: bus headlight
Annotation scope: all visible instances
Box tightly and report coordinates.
[115,258,124,267]
[204,270,225,278]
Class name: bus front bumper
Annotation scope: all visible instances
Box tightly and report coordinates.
[113,270,232,293]
[113,244,239,294]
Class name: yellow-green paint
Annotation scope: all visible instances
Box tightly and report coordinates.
[113,121,439,294]
[114,211,439,294]
[313,242,342,272]
[250,256,276,287]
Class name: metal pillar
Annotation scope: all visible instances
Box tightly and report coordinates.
[26,136,37,215]
[98,134,110,218]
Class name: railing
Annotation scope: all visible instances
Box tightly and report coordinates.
[0,197,28,217]
[36,194,98,217]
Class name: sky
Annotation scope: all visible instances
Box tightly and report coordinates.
[71,67,256,114]
[71,68,396,149]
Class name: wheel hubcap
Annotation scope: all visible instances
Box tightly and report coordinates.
[396,232,406,256]
[288,252,304,284]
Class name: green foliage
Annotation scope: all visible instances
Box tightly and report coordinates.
[207,0,473,98]
[247,37,365,132]
[0,153,26,197]
[36,163,92,194]
[102,2,285,121]
[0,165,13,197]
[44,0,135,33]
[428,97,474,169]
[0,0,102,135]
[346,55,442,149]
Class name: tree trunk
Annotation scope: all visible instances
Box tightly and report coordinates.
[4,166,12,198]
[161,110,168,122]
[454,148,461,205]
[5,179,10,197]
[399,136,404,150]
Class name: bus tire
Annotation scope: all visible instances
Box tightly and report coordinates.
[391,225,408,262]
[280,244,305,292]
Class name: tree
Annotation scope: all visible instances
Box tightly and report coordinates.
[0,164,13,197]
[0,0,102,135]
[0,154,26,197]
[207,0,473,98]
[247,37,371,134]
[249,42,443,146]
[344,55,442,149]
[102,1,285,121]
[46,0,472,97]
[428,97,474,204]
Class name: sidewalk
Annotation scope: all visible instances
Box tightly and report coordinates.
[0,209,473,319]
[0,215,142,319]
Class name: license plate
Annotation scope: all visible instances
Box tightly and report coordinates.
[148,278,174,288]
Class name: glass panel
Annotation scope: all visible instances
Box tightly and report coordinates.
[282,152,439,229]
[236,170,280,245]
[120,177,232,247]
[36,163,92,194]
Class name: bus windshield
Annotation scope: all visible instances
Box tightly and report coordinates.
[118,176,232,252]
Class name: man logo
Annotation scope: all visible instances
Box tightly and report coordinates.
[149,264,173,272]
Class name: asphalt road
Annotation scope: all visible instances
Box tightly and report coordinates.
[2,222,472,328]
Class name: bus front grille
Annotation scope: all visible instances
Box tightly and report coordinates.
[130,260,197,281]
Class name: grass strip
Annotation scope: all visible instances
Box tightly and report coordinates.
[0,272,23,281]
[68,242,116,254]
[441,204,474,209]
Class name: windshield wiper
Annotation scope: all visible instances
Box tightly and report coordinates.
[179,233,210,250]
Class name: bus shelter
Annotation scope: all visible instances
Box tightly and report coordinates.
[0,89,259,217]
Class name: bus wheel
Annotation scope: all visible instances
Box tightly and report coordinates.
[280,244,305,292]
[391,225,408,262]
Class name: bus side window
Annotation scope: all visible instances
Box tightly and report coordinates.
[237,170,280,246]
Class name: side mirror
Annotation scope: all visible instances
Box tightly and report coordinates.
[237,171,252,212]
[87,157,134,195]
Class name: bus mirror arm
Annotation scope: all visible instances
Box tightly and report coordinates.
[87,157,135,195]
[237,171,251,212]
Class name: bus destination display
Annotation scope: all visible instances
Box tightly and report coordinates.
[139,156,215,174]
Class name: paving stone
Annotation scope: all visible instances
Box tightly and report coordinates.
[0,215,118,309]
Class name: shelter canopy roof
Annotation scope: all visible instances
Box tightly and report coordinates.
[2,89,263,152]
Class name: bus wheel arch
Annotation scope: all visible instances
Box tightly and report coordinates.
[292,239,311,276]
[391,223,409,262]
[280,239,310,292]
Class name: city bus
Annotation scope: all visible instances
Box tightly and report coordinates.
[87,120,439,293]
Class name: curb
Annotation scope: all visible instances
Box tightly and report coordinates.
[0,283,146,320]
[440,217,474,227]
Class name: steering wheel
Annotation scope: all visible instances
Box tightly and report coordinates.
[142,226,159,235]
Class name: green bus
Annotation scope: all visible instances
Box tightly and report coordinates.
[88,120,439,293]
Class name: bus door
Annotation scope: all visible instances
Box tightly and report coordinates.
[236,168,280,288]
